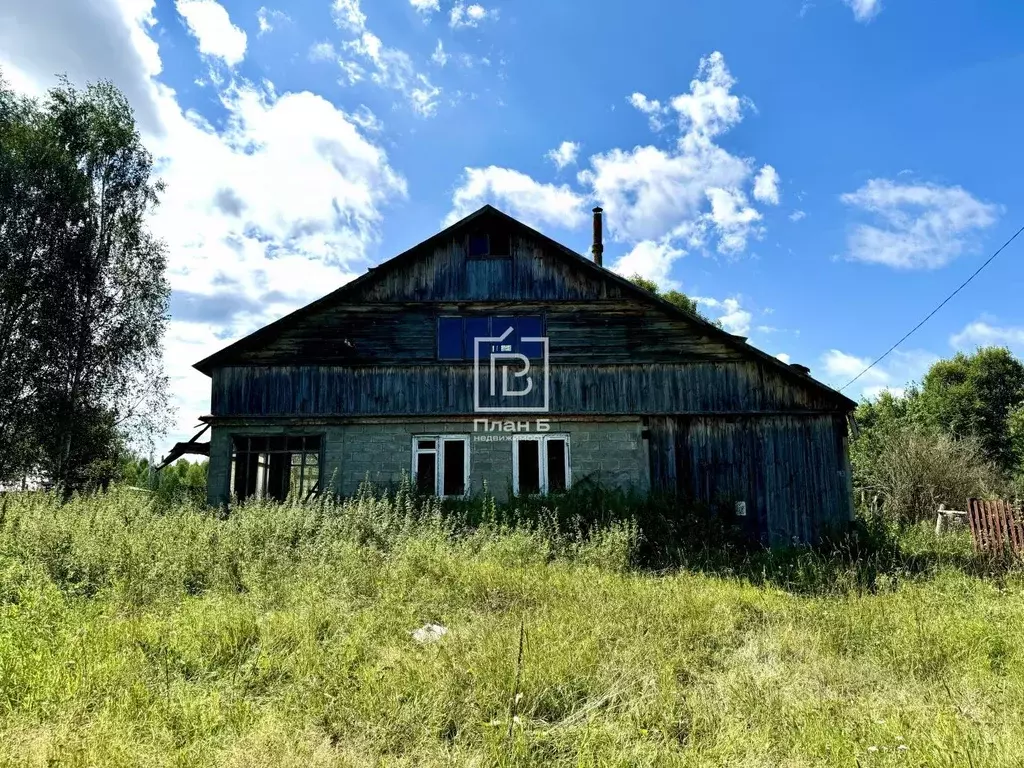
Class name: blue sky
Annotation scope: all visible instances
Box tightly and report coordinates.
[2,0,1023,448]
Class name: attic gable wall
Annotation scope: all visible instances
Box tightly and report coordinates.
[195,207,853,412]
[224,298,746,366]
[354,232,623,302]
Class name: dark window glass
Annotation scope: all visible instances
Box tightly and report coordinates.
[517,439,540,495]
[489,234,511,257]
[230,434,322,502]
[468,234,489,256]
[547,439,567,492]
[233,451,258,499]
[464,317,490,360]
[417,439,436,450]
[442,440,466,496]
[266,453,289,500]
[517,316,544,359]
[438,317,463,360]
[416,452,436,494]
[438,316,545,361]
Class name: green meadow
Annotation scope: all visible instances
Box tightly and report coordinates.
[0,489,1021,767]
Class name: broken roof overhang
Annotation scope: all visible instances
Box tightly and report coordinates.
[156,423,211,470]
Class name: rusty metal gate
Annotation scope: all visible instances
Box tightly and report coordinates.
[967,498,1024,557]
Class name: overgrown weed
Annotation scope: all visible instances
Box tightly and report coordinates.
[1,486,1022,766]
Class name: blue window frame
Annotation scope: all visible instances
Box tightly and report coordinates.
[438,317,463,360]
[436,315,545,360]
[464,317,490,359]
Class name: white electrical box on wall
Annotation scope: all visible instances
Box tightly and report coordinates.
[735,501,747,517]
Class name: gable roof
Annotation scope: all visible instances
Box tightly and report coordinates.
[194,204,856,411]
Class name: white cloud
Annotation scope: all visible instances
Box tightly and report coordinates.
[332,0,366,32]
[431,39,450,66]
[789,209,806,222]
[1,0,408,447]
[256,7,288,35]
[546,141,580,170]
[332,0,442,117]
[629,92,667,130]
[443,51,776,283]
[148,84,406,438]
[580,52,772,257]
[344,104,384,132]
[410,0,440,16]
[840,179,1000,269]
[446,166,587,231]
[309,41,338,62]
[821,349,883,385]
[580,144,749,245]
[669,52,744,140]
[753,164,780,205]
[450,2,494,28]
[951,320,1024,351]
[705,188,762,253]
[175,0,247,66]
[820,348,938,399]
[610,240,686,288]
[843,0,882,22]
[693,296,752,335]
[0,0,165,134]
[776,353,791,364]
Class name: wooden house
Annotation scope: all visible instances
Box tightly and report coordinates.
[191,205,857,546]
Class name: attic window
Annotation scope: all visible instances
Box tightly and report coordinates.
[467,233,510,258]
[437,315,545,360]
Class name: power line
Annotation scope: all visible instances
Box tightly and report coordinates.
[839,222,1024,393]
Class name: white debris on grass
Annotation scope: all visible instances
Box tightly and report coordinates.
[412,623,448,644]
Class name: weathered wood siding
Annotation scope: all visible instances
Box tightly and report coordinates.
[358,236,623,302]
[211,362,845,417]
[648,415,852,546]
[224,301,746,367]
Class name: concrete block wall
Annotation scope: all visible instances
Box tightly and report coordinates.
[336,419,648,499]
[206,423,343,506]
[208,418,648,505]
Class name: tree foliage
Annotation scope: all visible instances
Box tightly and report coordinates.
[915,347,1024,475]
[851,347,1024,519]
[0,72,169,491]
[120,456,208,506]
[626,274,720,326]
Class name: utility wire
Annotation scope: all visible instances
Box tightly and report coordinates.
[839,222,1024,393]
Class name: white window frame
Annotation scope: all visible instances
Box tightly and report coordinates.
[411,435,470,497]
[511,434,571,495]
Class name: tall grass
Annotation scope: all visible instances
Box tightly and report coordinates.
[0,487,1022,766]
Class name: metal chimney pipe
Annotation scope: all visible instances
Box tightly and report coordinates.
[591,207,604,267]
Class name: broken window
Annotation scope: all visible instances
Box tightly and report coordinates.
[513,435,570,495]
[412,435,469,497]
[230,435,322,502]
